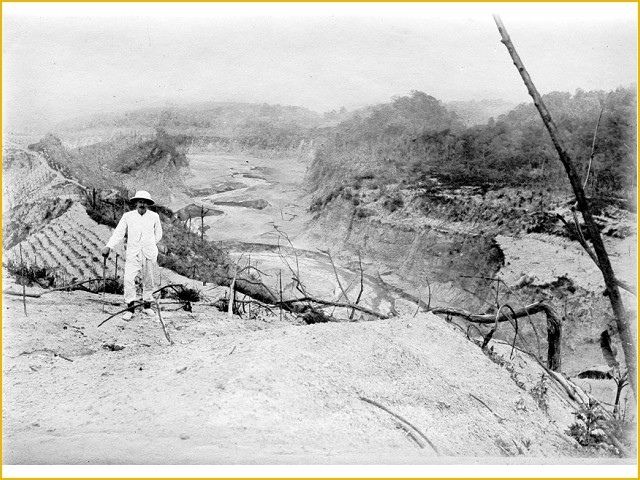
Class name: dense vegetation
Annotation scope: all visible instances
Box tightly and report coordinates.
[308,88,637,203]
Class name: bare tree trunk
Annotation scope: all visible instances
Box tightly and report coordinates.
[431,301,562,371]
[200,205,209,242]
[546,304,562,372]
[20,244,27,317]
[493,15,636,397]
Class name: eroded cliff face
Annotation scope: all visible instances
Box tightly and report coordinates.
[303,186,637,377]
[302,196,503,311]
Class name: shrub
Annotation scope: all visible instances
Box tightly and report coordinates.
[566,400,618,452]
[167,285,202,303]
[5,260,56,287]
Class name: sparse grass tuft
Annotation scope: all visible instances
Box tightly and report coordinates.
[530,373,549,413]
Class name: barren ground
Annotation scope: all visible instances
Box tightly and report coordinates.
[3,275,622,464]
[2,148,636,465]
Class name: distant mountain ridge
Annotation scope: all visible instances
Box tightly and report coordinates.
[53,101,323,138]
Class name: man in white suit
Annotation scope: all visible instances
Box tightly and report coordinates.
[101,190,163,320]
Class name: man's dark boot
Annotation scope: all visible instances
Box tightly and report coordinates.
[122,301,136,321]
[142,301,156,317]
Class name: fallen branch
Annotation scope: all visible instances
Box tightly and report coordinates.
[4,290,44,299]
[394,420,425,449]
[3,277,109,299]
[97,301,145,328]
[319,248,351,305]
[468,393,505,423]
[360,396,439,455]
[19,349,73,362]
[155,297,173,345]
[278,296,388,320]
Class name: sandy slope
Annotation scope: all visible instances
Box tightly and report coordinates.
[3,274,614,465]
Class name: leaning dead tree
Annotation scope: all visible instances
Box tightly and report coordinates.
[431,301,562,371]
[493,15,637,397]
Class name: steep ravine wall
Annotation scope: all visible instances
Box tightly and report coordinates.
[304,195,636,378]
[302,197,503,311]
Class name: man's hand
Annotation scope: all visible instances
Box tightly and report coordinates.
[101,246,110,258]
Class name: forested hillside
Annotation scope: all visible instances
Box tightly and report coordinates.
[308,88,637,203]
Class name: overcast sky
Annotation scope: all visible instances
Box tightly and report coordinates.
[3,2,637,131]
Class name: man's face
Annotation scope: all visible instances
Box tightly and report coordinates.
[136,200,148,215]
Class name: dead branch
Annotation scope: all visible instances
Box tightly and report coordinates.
[460,274,542,357]
[584,93,611,189]
[19,348,73,362]
[431,301,561,371]
[4,290,44,299]
[394,420,426,449]
[236,264,271,278]
[20,244,27,317]
[97,300,145,327]
[468,393,505,423]
[278,270,283,321]
[350,251,365,320]
[493,14,636,397]
[319,248,351,305]
[360,396,439,455]
[3,277,110,299]
[229,273,236,319]
[155,297,173,345]
[481,304,518,358]
[274,225,302,280]
[556,214,635,295]
[278,296,388,320]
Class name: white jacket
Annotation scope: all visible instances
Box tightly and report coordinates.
[106,210,163,261]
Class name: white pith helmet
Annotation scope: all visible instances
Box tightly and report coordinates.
[130,190,155,205]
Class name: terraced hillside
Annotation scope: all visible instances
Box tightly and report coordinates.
[2,143,198,291]
[5,203,124,283]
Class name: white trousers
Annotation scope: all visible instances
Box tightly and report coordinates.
[124,252,156,304]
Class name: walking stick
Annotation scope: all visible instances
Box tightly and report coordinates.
[101,254,108,312]
[152,262,173,345]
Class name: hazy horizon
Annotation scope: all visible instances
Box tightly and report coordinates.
[3,2,637,133]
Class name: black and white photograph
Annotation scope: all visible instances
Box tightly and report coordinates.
[2,1,637,475]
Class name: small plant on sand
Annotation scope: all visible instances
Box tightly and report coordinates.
[167,285,202,303]
[530,373,549,413]
[566,399,621,454]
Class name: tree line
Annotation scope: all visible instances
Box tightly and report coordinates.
[309,88,637,201]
